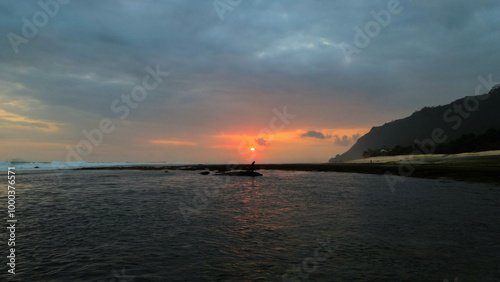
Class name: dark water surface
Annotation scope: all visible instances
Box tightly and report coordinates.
[1,169,499,281]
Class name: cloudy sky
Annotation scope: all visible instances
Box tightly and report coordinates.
[1,0,499,163]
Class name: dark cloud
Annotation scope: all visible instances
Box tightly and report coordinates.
[334,134,361,146]
[255,137,268,146]
[301,130,331,139]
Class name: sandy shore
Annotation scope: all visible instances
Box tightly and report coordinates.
[346,150,500,164]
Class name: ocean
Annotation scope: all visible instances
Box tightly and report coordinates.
[1,168,499,281]
[0,161,191,171]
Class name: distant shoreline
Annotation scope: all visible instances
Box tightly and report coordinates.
[77,153,500,186]
[344,150,500,164]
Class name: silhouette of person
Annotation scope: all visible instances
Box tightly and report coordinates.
[250,161,255,172]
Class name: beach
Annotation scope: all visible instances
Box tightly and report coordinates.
[77,150,500,186]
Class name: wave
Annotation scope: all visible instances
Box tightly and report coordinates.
[0,161,190,171]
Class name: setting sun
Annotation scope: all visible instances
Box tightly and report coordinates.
[250,147,255,151]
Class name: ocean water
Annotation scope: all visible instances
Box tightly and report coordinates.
[0,161,191,171]
[1,169,499,281]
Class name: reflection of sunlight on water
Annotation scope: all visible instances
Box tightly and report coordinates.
[3,169,500,281]
[221,175,282,257]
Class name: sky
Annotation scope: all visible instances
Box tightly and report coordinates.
[1,0,499,164]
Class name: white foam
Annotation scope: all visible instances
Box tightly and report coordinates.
[0,161,190,171]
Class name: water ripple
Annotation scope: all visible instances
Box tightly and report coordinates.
[0,170,499,280]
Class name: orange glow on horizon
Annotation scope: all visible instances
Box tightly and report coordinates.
[207,127,371,162]
[211,128,370,149]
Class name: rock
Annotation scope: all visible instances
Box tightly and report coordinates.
[215,170,263,176]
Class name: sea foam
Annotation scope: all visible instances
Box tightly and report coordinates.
[0,161,189,171]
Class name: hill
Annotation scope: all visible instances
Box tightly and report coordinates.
[329,85,500,163]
